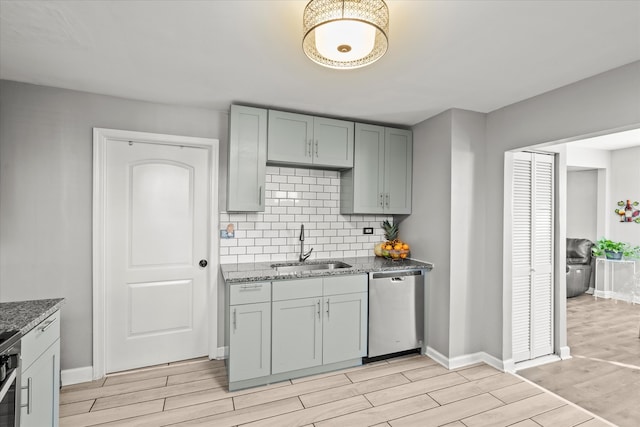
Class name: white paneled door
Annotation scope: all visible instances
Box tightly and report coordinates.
[511,152,555,363]
[105,140,210,373]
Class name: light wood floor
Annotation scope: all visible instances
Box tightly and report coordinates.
[59,353,610,426]
[519,293,640,427]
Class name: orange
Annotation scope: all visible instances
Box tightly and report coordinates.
[385,245,392,250]
[400,253,408,259]
[402,243,409,250]
[393,244,402,250]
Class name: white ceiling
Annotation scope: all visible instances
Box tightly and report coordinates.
[1,0,639,126]
[569,128,640,151]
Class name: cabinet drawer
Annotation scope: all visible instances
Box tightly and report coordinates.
[323,274,368,295]
[230,282,271,305]
[272,278,322,301]
[22,310,60,372]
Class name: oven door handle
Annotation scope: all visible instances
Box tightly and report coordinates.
[20,377,32,414]
[0,368,17,402]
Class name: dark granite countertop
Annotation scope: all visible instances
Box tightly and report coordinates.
[0,298,65,336]
[221,256,433,284]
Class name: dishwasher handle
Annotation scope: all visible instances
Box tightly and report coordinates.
[370,269,425,280]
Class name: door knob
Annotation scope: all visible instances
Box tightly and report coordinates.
[199,259,208,268]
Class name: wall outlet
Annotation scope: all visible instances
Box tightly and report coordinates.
[363,227,374,235]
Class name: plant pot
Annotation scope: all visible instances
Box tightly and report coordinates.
[604,250,623,260]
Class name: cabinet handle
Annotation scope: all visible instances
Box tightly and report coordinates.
[21,377,32,414]
[379,193,384,207]
[233,308,237,331]
[39,317,57,332]
[385,193,390,207]
[240,284,262,290]
[326,298,330,318]
[258,186,262,205]
[315,140,319,157]
[307,140,312,157]
[317,300,321,319]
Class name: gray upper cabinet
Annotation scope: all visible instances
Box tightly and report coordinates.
[268,110,354,169]
[384,127,413,214]
[341,124,412,215]
[227,105,267,212]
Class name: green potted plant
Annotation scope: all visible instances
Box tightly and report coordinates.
[591,238,640,260]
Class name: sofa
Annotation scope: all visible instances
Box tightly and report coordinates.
[566,238,594,298]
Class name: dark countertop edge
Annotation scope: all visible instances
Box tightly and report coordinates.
[0,298,65,336]
[221,257,434,284]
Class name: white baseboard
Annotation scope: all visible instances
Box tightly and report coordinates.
[216,346,228,360]
[425,347,509,372]
[61,366,94,386]
[559,346,571,360]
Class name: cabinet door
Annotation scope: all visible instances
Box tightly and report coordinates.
[313,117,354,168]
[228,302,271,382]
[227,105,267,211]
[323,293,368,364]
[384,127,413,214]
[268,110,314,165]
[272,297,322,374]
[21,339,60,427]
[347,123,385,214]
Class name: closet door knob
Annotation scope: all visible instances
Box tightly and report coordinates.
[199,259,208,268]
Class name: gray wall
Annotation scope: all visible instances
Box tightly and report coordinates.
[567,170,598,242]
[404,109,487,360]
[406,60,640,362]
[449,110,487,358]
[0,80,228,370]
[485,61,640,360]
[609,146,640,246]
[403,110,453,357]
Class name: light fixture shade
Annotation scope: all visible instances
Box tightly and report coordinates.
[303,0,389,69]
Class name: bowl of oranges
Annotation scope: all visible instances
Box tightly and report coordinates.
[374,240,410,260]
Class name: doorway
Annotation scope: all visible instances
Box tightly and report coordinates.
[92,128,219,378]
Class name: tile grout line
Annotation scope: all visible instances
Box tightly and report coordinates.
[513,372,617,427]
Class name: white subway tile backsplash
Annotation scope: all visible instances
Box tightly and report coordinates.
[238,254,255,263]
[219,166,392,264]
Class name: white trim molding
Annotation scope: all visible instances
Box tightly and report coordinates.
[61,366,94,386]
[217,346,229,360]
[425,347,509,372]
[92,128,219,380]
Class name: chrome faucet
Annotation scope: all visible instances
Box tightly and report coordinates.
[299,224,313,262]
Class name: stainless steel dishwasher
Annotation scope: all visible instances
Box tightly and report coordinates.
[368,269,425,358]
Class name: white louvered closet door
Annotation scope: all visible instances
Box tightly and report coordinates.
[511,152,554,363]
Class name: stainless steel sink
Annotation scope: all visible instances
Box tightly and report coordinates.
[271,261,352,272]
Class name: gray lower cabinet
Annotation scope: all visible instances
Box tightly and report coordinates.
[322,292,368,365]
[228,302,271,382]
[227,104,267,212]
[21,311,61,427]
[267,110,354,169]
[271,275,367,375]
[341,123,412,214]
[272,297,322,374]
[226,274,367,390]
[227,282,271,383]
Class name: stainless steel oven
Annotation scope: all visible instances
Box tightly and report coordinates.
[0,330,21,427]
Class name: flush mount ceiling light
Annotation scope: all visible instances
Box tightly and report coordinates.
[303,0,389,70]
